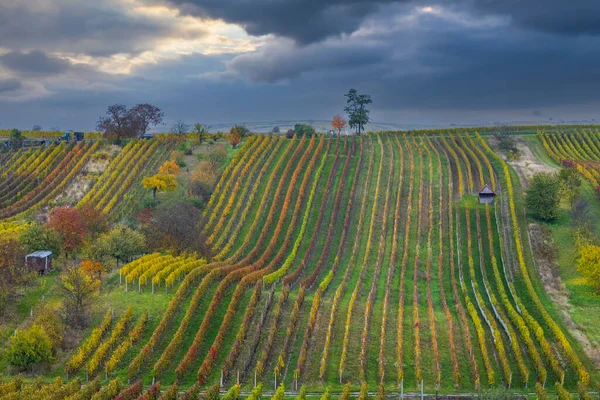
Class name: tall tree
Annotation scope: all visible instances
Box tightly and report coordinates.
[94,226,146,266]
[525,172,561,221]
[344,88,372,135]
[331,114,347,135]
[58,264,100,328]
[96,104,137,143]
[19,225,62,256]
[131,103,164,136]
[47,207,88,256]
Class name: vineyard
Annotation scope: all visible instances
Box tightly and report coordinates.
[0,138,176,238]
[0,142,99,219]
[538,129,600,195]
[45,133,595,396]
[1,132,598,397]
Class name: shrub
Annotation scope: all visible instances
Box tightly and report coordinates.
[191,161,218,186]
[5,325,54,369]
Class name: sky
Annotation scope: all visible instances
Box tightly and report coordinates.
[0,0,599,131]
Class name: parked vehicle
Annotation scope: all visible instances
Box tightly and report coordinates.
[139,133,154,140]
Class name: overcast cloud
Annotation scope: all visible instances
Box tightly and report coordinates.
[0,0,599,130]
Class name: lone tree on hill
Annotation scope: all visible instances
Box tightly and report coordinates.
[331,114,347,135]
[344,88,372,135]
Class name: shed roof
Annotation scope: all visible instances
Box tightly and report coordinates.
[479,184,495,195]
[26,250,53,258]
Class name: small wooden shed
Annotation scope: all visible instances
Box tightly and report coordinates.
[478,184,496,204]
[25,250,53,275]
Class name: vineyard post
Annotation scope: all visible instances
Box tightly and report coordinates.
[254,370,257,387]
[400,380,403,400]
[237,370,240,385]
[138,280,141,293]
[120,271,122,284]
[274,373,277,391]
[221,370,223,387]
[421,379,424,400]
[126,280,128,292]
[152,281,154,294]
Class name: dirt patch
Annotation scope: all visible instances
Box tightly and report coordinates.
[528,223,600,368]
[55,176,95,205]
[489,137,556,188]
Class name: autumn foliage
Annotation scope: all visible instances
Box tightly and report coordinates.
[159,159,180,175]
[47,207,88,255]
[331,114,347,134]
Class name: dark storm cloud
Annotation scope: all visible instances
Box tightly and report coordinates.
[0,50,71,77]
[224,39,388,82]
[0,2,183,57]
[2,0,600,129]
[163,0,407,44]
[164,0,600,44]
[444,0,600,36]
[0,79,22,93]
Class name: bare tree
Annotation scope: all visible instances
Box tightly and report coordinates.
[96,104,139,143]
[170,120,189,135]
[131,103,164,135]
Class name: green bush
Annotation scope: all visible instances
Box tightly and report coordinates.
[525,172,561,221]
[5,325,54,369]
